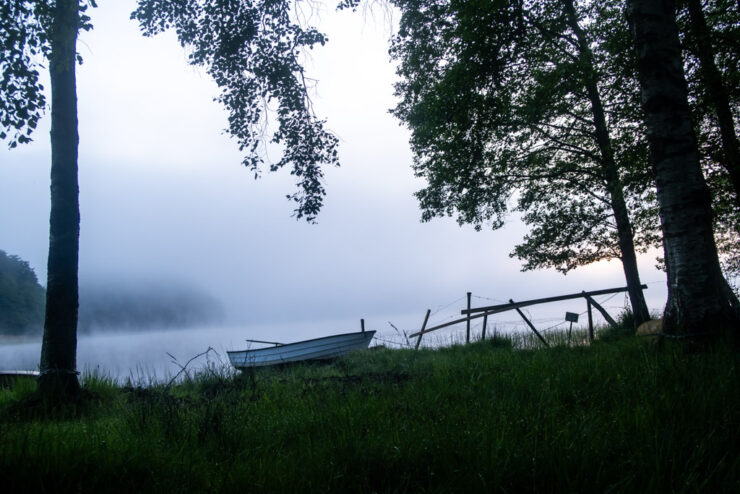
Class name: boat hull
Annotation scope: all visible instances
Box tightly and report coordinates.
[227,330,376,368]
[0,370,39,388]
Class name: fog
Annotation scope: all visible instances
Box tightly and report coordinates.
[0,1,668,376]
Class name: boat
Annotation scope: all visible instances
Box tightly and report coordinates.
[227,330,376,369]
[0,370,39,388]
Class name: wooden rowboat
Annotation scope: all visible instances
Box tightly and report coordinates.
[0,370,39,388]
[227,330,376,369]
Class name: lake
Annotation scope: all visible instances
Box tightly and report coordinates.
[0,296,633,383]
[0,318,392,383]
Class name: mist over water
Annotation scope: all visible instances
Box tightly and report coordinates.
[0,319,368,382]
[0,288,651,383]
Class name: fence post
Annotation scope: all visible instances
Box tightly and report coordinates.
[466,292,472,344]
[583,293,618,328]
[482,312,488,341]
[586,299,594,343]
[415,309,432,350]
[361,319,365,333]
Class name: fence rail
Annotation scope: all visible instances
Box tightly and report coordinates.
[410,285,647,346]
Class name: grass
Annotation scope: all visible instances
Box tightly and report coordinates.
[1,330,739,493]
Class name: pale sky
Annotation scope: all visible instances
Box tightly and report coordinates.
[0,0,668,337]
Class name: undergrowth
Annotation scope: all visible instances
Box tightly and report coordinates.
[1,332,738,493]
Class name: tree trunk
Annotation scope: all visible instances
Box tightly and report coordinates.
[38,0,81,398]
[626,0,739,342]
[564,0,651,326]
[686,0,740,206]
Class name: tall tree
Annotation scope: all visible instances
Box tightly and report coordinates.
[626,0,739,340]
[40,0,83,396]
[388,0,655,324]
[682,0,740,203]
[1,0,338,399]
[677,0,740,281]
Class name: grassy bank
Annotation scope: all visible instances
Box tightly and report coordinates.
[1,332,738,492]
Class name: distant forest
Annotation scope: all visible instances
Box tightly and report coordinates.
[1,250,222,335]
[0,250,45,335]
[77,282,223,333]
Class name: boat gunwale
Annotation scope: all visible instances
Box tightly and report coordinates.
[226,330,376,357]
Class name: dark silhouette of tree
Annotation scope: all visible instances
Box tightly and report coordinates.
[1,0,338,400]
[682,0,740,203]
[387,0,654,324]
[677,0,740,279]
[626,0,739,341]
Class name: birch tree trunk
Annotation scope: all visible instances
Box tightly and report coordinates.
[626,0,739,342]
[38,0,81,397]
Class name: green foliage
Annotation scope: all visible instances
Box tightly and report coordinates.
[131,0,339,221]
[0,250,45,335]
[3,0,336,220]
[389,0,661,273]
[1,341,739,491]
[0,1,49,148]
[0,1,94,148]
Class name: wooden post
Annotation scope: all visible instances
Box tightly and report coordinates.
[481,312,488,341]
[415,309,432,350]
[466,292,472,344]
[583,293,618,328]
[361,319,365,333]
[586,299,594,343]
[567,321,573,345]
[510,299,550,347]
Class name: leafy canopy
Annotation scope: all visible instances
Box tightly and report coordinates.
[2,1,338,221]
[132,0,339,220]
[389,0,659,273]
[0,1,94,147]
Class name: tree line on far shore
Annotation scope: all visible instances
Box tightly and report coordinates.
[0,249,220,336]
[0,250,45,335]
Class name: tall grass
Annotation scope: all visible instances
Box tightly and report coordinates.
[1,335,738,492]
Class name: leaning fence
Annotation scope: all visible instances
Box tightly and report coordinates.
[409,285,647,349]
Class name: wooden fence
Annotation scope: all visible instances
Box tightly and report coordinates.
[411,285,647,348]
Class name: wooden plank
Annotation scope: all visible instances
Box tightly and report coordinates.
[466,292,472,344]
[511,299,550,347]
[583,293,618,328]
[462,285,647,315]
[415,309,432,350]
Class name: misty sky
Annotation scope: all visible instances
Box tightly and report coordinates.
[0,0,669,336]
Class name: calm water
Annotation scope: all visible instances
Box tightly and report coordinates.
[0,318,387,383]
[0,297,631,383]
